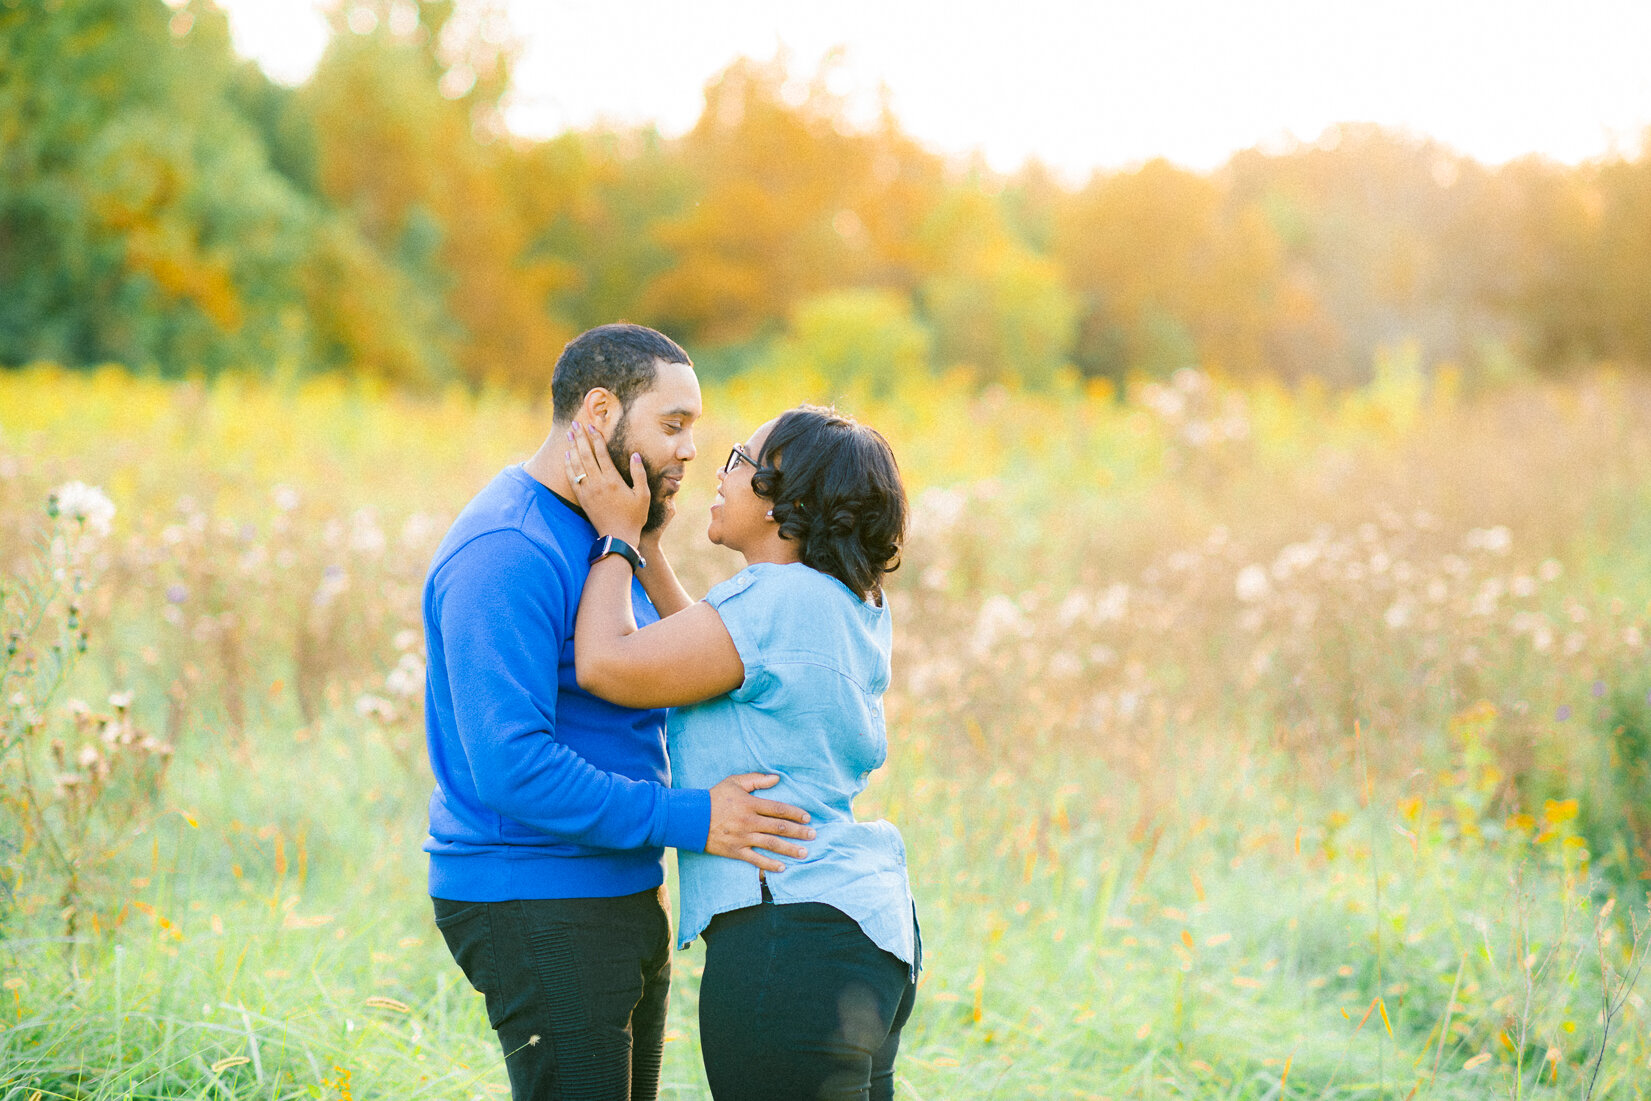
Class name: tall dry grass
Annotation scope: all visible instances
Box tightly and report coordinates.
[3,361,1651,1097]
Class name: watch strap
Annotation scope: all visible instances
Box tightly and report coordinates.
[588,534,646,573]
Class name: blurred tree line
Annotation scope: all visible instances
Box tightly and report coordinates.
[3,0,1649,391]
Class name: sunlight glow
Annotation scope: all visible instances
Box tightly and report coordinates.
[216,0,1651,175]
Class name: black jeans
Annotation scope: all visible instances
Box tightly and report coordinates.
[697,891,918,1101]
[433,890,672,1101]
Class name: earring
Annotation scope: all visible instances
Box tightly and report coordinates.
[765,509,774,520]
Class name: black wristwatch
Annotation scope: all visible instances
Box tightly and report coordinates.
[588,534,647,573]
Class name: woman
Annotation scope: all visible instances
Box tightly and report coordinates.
[564,405,919,1100]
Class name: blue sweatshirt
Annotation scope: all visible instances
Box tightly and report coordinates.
[422,464,713,901]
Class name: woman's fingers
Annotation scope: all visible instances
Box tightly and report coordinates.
[576,421,611,475]
[563,434,589,496]
[562,421,650,538]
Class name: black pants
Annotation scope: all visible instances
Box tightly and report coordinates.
[697,892,918,1101]
[433,890,672,1101]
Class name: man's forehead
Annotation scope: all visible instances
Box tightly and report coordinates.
[634,359,702,417]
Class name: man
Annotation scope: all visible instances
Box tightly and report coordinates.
[423,323,814,1100]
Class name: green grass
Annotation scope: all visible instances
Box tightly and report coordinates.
[0,709,1636,1099]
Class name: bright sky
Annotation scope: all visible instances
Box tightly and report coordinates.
[214,0,1651,179]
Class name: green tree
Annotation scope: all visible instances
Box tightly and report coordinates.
[918,189,1078,387]
[760,288,933,395]
[0,0,449,383]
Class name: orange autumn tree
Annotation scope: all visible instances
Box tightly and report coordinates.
[1055,158,1284,383]
[642,56,947,349]
[304,0,574,389]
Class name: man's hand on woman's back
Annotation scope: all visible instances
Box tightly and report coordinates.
[707,773,813,872]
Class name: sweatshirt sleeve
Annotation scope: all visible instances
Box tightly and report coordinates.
[435,530,712,852]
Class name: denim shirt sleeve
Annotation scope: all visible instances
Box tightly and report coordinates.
[703,567,777,702]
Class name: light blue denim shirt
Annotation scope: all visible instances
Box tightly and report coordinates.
[669,561,918,974]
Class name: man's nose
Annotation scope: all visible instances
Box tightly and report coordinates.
[677,431,697,462]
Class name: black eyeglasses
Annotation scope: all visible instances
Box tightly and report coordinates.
[722,444,755,475]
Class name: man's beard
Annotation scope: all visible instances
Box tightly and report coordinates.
[608,413,671,533]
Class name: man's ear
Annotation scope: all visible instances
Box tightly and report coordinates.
[580,388,619,434]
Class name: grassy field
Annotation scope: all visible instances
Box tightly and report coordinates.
[5,361,1651,1099]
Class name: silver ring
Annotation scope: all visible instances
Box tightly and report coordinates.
[574,473,587,485]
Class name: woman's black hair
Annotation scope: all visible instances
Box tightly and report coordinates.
[751,405,908,601]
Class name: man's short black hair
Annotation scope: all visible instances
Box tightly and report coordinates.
[551,323,692,423]
[752,405,908,601]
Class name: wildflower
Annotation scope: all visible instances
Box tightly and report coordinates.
[166,584,189,604]
[355,694,397,723]
[911,486,967,534]
[50,481,116,537]
[348,508,386,555]
[313,564,349,607]
[401,511,444,547]
[1047,652,1083,679]
[1138,382,1186,420]
[1272,541,1321,580]
[272,485,301,511]
[971,594,1028,656]
[1095,583,1129,622]
[1464,526,1512,555]
[1235,565,1270,603]
[385,652,425,698]
[1056,591,1090,628]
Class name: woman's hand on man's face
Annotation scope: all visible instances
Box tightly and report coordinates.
[564,422,648,544]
